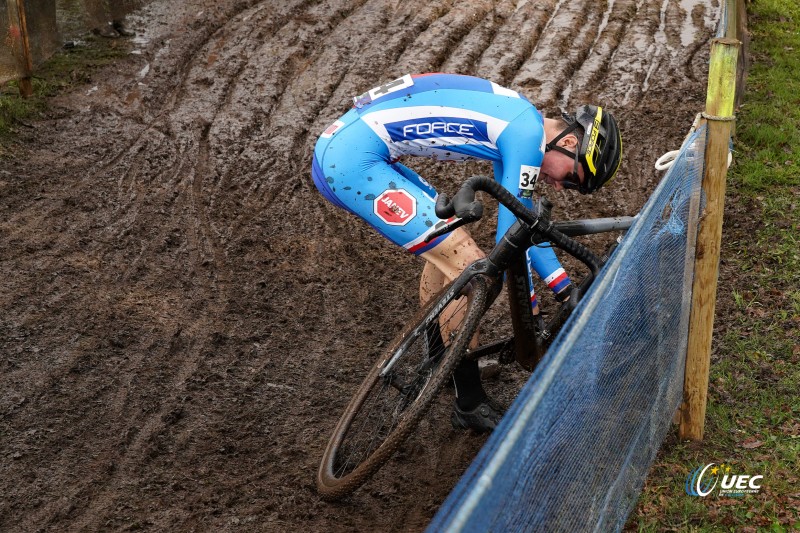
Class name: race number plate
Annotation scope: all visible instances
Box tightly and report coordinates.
[519,164,540,191]
[353,74,414,108]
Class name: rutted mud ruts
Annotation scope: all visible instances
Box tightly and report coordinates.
[0,0,719,530]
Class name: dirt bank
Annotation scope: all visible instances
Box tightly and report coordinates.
[0,0,720,530]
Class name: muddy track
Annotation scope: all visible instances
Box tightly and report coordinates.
[1,0,720,531]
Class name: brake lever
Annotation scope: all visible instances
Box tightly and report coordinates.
[424,217,471,243]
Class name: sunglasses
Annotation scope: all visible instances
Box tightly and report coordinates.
[554,148,583,190]
[560,170,582,190]
[545,139,585,191]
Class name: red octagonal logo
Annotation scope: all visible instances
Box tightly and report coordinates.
[374,189,417,226]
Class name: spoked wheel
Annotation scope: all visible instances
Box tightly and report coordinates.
[317,274,493,500]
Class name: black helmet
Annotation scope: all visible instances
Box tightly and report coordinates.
[545,105,623,194]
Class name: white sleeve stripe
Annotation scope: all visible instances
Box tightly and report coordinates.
[544,268,566,285]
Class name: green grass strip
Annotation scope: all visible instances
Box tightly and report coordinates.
[630,1,800,531]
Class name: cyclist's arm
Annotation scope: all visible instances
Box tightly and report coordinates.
[494,108,572,296]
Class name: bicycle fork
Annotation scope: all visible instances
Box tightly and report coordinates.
[505,255,544,371]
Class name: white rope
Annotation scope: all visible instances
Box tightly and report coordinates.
[655,150,680,170]
[655,149,732,170]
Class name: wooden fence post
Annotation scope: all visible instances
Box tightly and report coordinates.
[679,38,741,441]
[734,0,749,110]
[7,0,34,97]
[725,0,737,39]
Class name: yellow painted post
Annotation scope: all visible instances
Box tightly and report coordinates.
[679,38,741,441]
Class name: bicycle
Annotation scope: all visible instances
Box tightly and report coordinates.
[316,175,635,500]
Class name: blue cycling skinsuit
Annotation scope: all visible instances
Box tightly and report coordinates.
[311,73,570,307]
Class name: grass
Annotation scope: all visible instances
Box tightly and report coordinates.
[629,1,800,531]
[0,34,129,144]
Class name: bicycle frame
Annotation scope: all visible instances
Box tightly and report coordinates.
[504,215,635,370]
[381,209,635,377]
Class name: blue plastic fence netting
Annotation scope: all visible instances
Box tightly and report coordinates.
[427,124,707,533]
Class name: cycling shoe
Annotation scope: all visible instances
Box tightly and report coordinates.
[451,397,504,433]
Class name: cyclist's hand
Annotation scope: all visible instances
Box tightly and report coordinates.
[555,282,573,303]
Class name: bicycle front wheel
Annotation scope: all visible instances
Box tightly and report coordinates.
[317,274,493,500]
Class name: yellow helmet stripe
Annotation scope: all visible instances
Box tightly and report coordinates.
[585,107,603,175]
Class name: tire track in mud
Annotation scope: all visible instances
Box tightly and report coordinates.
[468,0,556,85]
[86,1,268,178]
[95,0,315,244]
[10,3,365,528]
[0,0,722,530]
[588,0,720,107]
[558,0,637,108]
[106,2,296,212]
[439,4,503,75]
[8,2,417,527]
[514,0,599,107]
[98,0,328,270]
[392,1,492,75]
[179,0,377,241]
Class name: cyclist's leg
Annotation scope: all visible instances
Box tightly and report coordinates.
[381,161,486,313]
[420,229,484,353]
[388,161,484,343]
[419,228,485,302]
[379,162,489,412]
[405,207,487,411]
[389,160,486,300]
[417,234,489,414]
[314,126,489,415]
[420,261,445,303]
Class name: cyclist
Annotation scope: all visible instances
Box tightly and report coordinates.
[312,73,622,433]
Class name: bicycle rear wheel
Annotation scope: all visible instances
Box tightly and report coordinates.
[317,274,493,500]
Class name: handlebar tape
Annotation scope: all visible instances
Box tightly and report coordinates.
[434,193,455,219]
[451,186,484,220]
[435,176,537,224]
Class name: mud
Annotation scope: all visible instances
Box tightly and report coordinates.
[1,0,720,530]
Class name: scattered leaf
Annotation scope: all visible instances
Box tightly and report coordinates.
[740,437,765,449]
[780,421,800,436]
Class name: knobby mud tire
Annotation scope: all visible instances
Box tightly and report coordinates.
[316,274,492,500]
